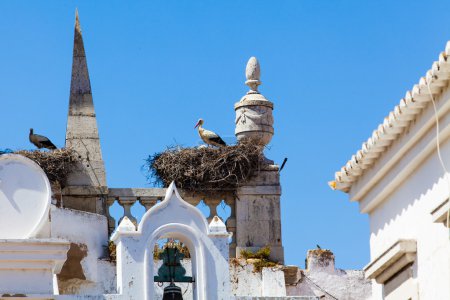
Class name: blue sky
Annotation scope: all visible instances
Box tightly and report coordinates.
[1,1,450,269]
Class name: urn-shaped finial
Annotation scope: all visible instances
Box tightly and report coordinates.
[235,57,274,146]
[245,57,261,94]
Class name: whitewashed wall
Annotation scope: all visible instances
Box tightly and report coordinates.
[51,206,116,295]
[367,140,450,299]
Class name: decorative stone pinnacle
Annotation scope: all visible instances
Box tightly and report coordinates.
[245,57,261,94]
[117,216,136,232]
[75,8,81,34]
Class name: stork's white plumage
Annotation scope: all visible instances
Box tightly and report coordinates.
[194,119,226,147]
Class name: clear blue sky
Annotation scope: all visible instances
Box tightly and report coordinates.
[1,1,450,270]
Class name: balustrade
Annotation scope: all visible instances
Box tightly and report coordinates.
[107,188,237,257]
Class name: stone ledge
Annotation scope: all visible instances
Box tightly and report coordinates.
[108,188,166,198]
[431,198,449,225]
[62,186,108,196]
[0,239,70,295]
[282,265,301,285]
[364,239,416,284]
[235,99,274,109]
[237,186,281,195]
[0,239,69,272]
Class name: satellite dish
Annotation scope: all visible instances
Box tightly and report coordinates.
[0,154,51,239]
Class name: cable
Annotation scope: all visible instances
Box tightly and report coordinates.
[303,274,339,300]
[425,79,450,232]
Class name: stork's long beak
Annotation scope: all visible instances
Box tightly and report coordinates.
[194,121,200,129]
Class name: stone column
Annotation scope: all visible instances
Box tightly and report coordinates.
[305,249,335,273]
[236,164,284,263]
[234,57,284,263]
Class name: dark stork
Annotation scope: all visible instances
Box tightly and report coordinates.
[29,128,57,150]
[194,119,226,147]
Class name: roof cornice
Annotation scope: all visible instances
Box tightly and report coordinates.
[332,41,450,193]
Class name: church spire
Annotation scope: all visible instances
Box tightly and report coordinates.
[65,10,107,213]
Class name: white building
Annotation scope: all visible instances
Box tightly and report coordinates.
[333,41,450,299]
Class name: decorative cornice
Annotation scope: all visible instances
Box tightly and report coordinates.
[332,41,450,193]
[431,198,449,225]
[364,239,417,284]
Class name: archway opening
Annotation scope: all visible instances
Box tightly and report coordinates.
[153,238,194,300]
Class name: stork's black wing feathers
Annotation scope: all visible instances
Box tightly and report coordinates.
[210,135,226,146]
[31,133,57,150]
[40,140,57,149]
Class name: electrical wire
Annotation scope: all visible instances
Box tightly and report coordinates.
[425,79,450,232]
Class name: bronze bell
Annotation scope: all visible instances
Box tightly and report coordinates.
[162,283,183,300]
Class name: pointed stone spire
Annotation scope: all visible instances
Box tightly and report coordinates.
[69,8,92,114]
[64,10,107,213]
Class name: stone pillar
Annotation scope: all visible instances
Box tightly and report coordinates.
[236,165,284,263]
[234,57,284,263]
[306,249,335,273]
[63,10,108,215]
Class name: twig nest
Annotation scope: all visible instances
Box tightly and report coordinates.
[146,140,264,191]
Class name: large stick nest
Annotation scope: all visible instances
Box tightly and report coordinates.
[146,140,265,191]
[13,149,78,187]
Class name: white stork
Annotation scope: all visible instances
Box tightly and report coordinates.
[194,119,226,147]
[29,128,57,150]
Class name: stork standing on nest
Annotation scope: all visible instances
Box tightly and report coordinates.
[194,119,226,147]
[29,128,57,150]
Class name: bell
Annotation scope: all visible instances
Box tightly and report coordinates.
[162,283,183,300]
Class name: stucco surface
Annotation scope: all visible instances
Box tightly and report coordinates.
[51,206,116,295]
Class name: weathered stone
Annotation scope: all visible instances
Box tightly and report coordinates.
[235,164,284,263]
[235,57,274,146]
[63,11,107,215]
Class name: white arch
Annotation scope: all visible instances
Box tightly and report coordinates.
[144,223,206,300]
[112,182,230,299]
[138,182,209,237]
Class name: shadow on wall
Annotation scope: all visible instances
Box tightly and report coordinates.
[370,146,449,236]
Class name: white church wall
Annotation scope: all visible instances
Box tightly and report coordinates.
[364,135,450,299]
[230,262,262,296]
[50,206,116,295]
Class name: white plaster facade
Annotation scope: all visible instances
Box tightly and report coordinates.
[285,250,371,300]
[111,182,232,300]
[334,42,450,299]
[50,206,116,295]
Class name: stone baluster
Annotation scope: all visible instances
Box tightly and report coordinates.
[225,197,237,257]
[139,197,159,211]
[117,196,138,226]
[205,198,221,223]
[106,196,117,233]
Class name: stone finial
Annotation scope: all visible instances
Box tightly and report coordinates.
[235,57,274,146]
[117,216,136,232]
[209,216,227,234]
[245,57,261,94]
[75,9,81,33]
